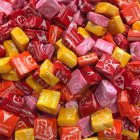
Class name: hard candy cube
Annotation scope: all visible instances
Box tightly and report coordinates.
[85,21,107,36]
[95,2,119,17]
[57,46,77,68]
[130,42,140,60]
[57,108,79,126]
[0,57,12,73]
[10,51,38,77]
[132,20,140,31]
[112,47,131,67]
[78,27,91,38]
[67,69,87,95]
[39,59,59,87]
[3,40,19,57]
[36,0,61,20]
[107,16,125,35]
[10,27,29,51]
[15,128,35,140]
[91,108,113,132]
[37,89,60,114]
[93,39,114,56]
[94,80,117,107]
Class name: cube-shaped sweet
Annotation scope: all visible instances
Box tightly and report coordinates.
[76,37,95,56]
[94,80,117,107]
[11,27,29,51]
[15,128,35,140]
[112,47,131,67]
[107,16,125,35]
[93,39,114,56]
[132,20,140,31]
[34,117,57,140]
[67,69,87,95]
[127,30,140,41]
[85,21,107,36]
[78,27,91,38]
[130,42,140,60]
[57,108,79,126]
[0,57,12,73]
[60,126,81,140]
[91,108,113,132]
[36,0,61,20]
[95,54,120,79]
[78,116,94,138]
[95,2,119,17]
[3,40,19,57]
[57,46,77,68]
[26,76,43,93]
[39,59,59,87]
[37,89,60,114]
[10,51,38,77]
[98,119,122,140]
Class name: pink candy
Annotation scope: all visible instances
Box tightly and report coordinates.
[130,42,140,60]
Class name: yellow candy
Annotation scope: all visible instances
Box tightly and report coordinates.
[3,40,19,57]
[11,27,29,51]
[57,108,79,127]
[122,129,139,140]
[112,47,131,67]
[1,69,19,81]
[26,76,43,93]
[82,137,98,140]
[78,27,91,38]
[0,57,12,73]
[95,2,119,17]
[85,21,107,36]
[107,16,125,35]
[55,39,66,50]
[15,128,35,140]
[57,46,77,68]
[91,108,113,132]
[132,20,140,31]
[37,89,60,114]
[39,59,59,86]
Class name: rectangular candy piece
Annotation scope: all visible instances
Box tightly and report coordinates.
[39,59,59,87]
[0,57,12,73]
[85,21,107,36]
[37,89,60,114]
[98,119,122,140]
[76,37,95,56]
[25,17,50,31]
[87,12,109,27]
[127,30,140,41]
[112,47,131,67]
[82,137,98,140]
[78,27,91,38]
[107,16,126,35]
[118,90,131,116]
[10,51,38,77]
[95,54,120,79]
[15,128,35,140]
[36,0,61,20]
[78,116,94,138]
[93,39,114,56]
[0,45,6,57]
[94,80,117,107]
[60,126,81,140]
[34,117,57,140]
[57,107,79,126]
[132,20,140,31]
[62,27,84,52]
[130,41,140,60]
[79,91,100,117]
[95,2,119,17]
[25,76,43,93]
[57,46,77,68]
[121,2,140,25]
[67,69,87,95]
[0,109,19,137]
[11,27,29,51]
[3,40,19,57]
[91,108,113,132]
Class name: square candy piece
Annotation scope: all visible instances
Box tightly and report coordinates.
[67,69,87,95]
[36,0,61,20]
[130,42,140,60]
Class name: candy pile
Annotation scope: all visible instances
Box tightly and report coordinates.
[0,0,140,140]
